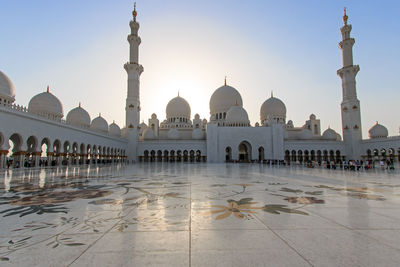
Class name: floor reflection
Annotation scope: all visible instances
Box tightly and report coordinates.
[0,164,399,265]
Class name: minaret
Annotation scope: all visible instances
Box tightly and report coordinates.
[124,3,144,161]
[337,8,362,160]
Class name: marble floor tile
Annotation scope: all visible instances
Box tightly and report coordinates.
[1,163,400,266]
[275,229,400,267]
[191,229,310,267]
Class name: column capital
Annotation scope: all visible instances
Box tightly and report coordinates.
[13,151,27,156]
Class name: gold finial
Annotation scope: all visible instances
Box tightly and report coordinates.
[224,76,227,86]
[47,85,50,93]
[99,113,101,117]
[132,2,137,21]
[79,102,81,108]
[271,91,273,98]
[178,91,180,97]
[343,7,348,25]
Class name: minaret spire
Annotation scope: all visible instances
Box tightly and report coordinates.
[132,2,137,21]
[337,8,362,160]
[124,2,144,161]
[343,7,348,25]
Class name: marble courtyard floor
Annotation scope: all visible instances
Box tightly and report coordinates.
[1,164,400,266]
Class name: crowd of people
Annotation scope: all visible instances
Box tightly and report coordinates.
[290,159,395,171]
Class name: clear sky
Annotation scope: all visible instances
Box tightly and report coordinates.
[1,0,399,137]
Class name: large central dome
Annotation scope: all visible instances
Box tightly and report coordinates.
[166,95,191,120]
[209,84,243,115]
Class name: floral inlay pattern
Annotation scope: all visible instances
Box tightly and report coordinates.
[201,198,263,220]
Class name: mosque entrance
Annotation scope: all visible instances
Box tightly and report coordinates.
[238,141,251,162]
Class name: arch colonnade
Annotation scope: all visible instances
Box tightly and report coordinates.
[0,131,127,169]
[139,149,206,162]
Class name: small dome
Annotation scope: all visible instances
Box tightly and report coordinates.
[0,70,16,102]
[299,129,313,140]
[66,104,90,127]
[226,105,250,126]
[109,122,121,137]
[260,95,286,122]
[322,128,338,140]
[28,87,64,119]
[143,128,156,140]
[194,113,200,120]
[166,95,191,119]
[192,128,204,139]
[139,122,147,129]
[151,113,157,119]
[369,122,388,139]
[121,127,127,138]
[255,122,260,127]
[167,128,180,139]
[202,119,207,124]
[91,114,108,133]
[287,120,294,128]
[310,114,316,120]
[210,84,243,115]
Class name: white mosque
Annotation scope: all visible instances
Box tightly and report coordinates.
[0,6,399,168]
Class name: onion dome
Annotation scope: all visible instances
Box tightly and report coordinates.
[310,114,316,120]
[322,127,338,140]
[142,128,156,140]
[194,113,200,120]
[28,86,64,120]
[225,105,250,126]
[260,93,286,124]
[90,113,108,133]
[166,95,191,120]
[109,121,121,137]
[151,113,157,119]
[368,122,388,139]
[299,129,313,140]
[0,70,16,103]
[167,128,180,139]
[209,82,243,116]
[66,103,90,127]
[192,128,204,139]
